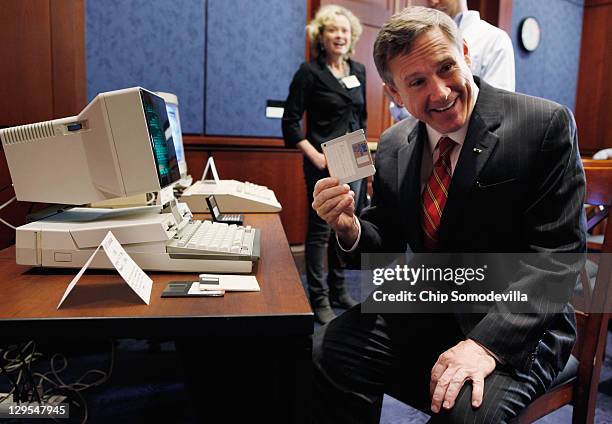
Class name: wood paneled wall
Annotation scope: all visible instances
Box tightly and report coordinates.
[183,139,308,245]
[467,0,513,34]
[0,0,86,250]
[575,0,612,155]
[0,0,86,127]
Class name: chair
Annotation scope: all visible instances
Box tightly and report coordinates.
[592,149,612,160]
[581,160,612,251]
[512,166,612,424]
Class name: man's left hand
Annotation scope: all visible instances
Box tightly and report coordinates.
[429,339,496,413]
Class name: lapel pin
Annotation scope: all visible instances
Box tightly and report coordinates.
[473,147,483,154]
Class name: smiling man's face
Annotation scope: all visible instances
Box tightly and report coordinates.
[385,27,475,134]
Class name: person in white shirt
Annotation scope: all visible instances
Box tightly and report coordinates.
[389,0,515,122]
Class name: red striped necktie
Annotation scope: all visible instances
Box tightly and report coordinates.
[422,136,456,251]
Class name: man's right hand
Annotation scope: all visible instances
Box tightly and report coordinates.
[312,177,359,247]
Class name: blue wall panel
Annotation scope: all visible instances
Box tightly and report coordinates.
[512,0,584,111]
[205,0,306,137]
[86,0,205,133]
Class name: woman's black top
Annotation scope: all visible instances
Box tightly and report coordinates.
[282,56,367,152]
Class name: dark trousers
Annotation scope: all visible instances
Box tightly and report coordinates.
[304,164,366,307]
[312,306,556,423]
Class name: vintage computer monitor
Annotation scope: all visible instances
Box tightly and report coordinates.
[0,87,181,205]
[156,91,189,183]
[0,87,260,273]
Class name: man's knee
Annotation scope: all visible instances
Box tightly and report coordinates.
[313,309,382,384]
[434,381,519,424]
[312,321,345,380]
[312,325,327,370]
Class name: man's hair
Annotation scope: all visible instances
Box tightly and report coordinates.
[373,6,462,85]
[306,4,363,59]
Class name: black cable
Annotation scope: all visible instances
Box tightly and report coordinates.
[14,369,23,403]
[0,338,116,424]
[32,339,115,424]
[26,342,41,404]
[16,342,41,404]
[1,344,25,402]
[0,361,18,399]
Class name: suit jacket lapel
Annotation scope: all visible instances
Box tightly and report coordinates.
[399,122,426,250]
[437,80,501,249]
[314,56,352,100]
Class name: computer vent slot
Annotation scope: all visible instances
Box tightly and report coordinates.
[0,122,55,145]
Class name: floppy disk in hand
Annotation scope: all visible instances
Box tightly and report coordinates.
[321,129,375,184]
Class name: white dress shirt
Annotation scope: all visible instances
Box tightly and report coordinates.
[457,11,515,92]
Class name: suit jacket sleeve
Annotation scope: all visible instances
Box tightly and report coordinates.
[282,63,313,149]
[357,148,404,253]
[355,121,415,255]
[468,105,586,373]
[358,63,368,136]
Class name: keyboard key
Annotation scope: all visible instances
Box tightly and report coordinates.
[168,219,258,257]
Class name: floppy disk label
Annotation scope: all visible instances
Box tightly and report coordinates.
[322,129,375,184]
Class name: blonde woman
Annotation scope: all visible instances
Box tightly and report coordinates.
[282,5,367,324]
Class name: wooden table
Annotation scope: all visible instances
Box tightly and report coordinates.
[0,214,313,423]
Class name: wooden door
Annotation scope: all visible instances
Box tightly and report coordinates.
[575,0,612,154]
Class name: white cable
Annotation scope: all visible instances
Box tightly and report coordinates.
[0,218,16,230]
[1,339,114,424]
[0,196,17,229]
[0,196,16,211]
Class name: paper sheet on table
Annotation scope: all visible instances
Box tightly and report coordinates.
[189,274,261,293]
[57,231,153,308]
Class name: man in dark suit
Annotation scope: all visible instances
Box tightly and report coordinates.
[311,6,585,423]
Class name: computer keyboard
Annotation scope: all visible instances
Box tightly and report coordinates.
[179,180,282,213]
[235,181,272,198]
[167,220,260,260]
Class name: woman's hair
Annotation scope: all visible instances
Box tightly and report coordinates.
[306,4,362,59]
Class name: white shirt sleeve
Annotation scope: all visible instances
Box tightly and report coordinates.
[476,29,516,91]
[461,11,516,92]
[336,216,361,252]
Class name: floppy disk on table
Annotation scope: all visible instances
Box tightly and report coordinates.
[321,129,375,184]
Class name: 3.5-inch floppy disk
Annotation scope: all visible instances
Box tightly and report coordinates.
[321,129,375,184]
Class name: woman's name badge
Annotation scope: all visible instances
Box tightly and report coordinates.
[342,75,361,89]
